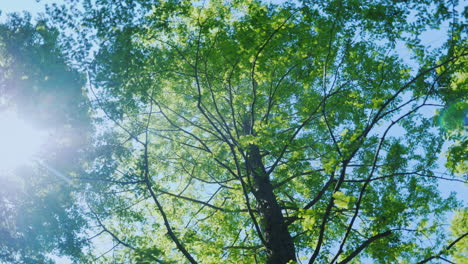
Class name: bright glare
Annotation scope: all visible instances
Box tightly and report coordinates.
[0,111,47,172]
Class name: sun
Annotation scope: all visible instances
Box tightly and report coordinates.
[0,110,47,172]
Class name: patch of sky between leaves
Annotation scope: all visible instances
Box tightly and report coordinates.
[0,0,58,20]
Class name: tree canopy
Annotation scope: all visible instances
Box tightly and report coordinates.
[0,14,91,263]
[1,0,467,263]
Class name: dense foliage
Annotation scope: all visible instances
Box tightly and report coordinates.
[0,14,91,263]
[1,0,467,263]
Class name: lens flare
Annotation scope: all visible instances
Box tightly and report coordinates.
[0,111,47,172]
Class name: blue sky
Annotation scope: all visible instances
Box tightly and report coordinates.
[1,0,52,14]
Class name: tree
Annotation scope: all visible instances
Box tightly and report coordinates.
[0,14,91,263]
[51,0,467,263]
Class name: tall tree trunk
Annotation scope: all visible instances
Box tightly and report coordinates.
[247,144,296,264]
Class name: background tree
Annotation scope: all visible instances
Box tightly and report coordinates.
[0,13,91,263]
[49,0,467,263]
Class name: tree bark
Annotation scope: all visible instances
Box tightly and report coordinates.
[247,144,296,264]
